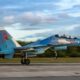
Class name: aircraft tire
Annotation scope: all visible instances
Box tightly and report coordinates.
[21,59,25,64]
[24,59,30,65]
[21,59,30,65]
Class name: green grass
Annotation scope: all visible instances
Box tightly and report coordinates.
[0,57,80,63]
[30,57,80,63]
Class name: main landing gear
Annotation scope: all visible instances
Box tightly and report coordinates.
[21,58,30,65]
[21,51,30,65]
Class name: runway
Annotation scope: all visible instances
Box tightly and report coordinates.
[0,63,80,77]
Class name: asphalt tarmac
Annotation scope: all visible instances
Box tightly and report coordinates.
[0,63,80,77]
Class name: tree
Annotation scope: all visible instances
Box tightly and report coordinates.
[17,41,32,46]
[67,46,80,57]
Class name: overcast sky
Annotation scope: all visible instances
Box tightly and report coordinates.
[0,0,80,41]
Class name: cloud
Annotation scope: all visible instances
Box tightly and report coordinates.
[1,11,57,28]
[20,24,80,41]
[20,12,57,26]
[3,15,15,23]
[68,12,80,17]
[5,26,53,41]
[55,0,80,10]
[69,25,80,36]
[65,24,80,31]
[19,28,53,41]
[2,11,80,32]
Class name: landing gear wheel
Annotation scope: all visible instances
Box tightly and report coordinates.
[21,59,24,64]
[25,59,30,65]
[21,59,30,65]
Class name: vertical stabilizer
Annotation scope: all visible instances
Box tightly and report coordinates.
[0,29,21,58]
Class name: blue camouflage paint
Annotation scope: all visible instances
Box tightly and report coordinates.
[0,30,17,58]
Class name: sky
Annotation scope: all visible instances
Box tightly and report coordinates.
[0,0,80,41]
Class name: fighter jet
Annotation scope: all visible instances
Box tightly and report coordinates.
[0,29,80,65]
[23,35,80,59]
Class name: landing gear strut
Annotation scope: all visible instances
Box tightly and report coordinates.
[21,51,30,65]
